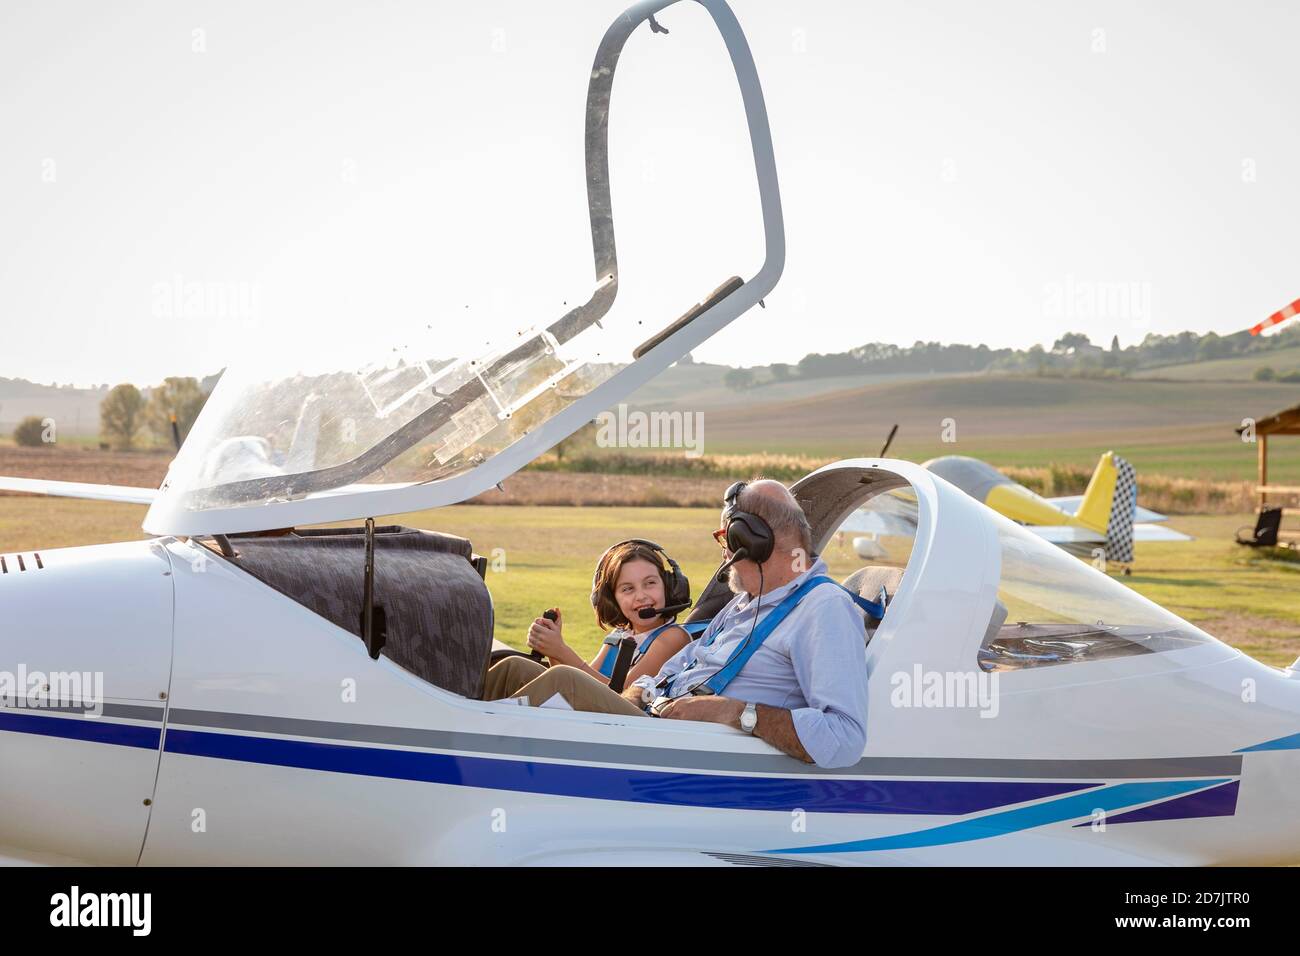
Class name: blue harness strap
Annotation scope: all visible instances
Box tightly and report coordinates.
[597,621,683,678]
[596,632,625,678]
[630,621,677,665]
[673,575,884,698]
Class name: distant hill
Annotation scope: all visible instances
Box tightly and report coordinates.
[1132,345,1300,382]
[625,362,949,409]
[666,374,1300,482]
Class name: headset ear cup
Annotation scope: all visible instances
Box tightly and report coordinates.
[727,513,774,564]
[666,560,690,607]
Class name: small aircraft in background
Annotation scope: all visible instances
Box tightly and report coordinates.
[843,450,1190,570]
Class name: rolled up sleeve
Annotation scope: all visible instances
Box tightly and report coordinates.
[787,593,869,768]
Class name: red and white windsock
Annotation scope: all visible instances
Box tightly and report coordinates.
[1250,297,1300,336]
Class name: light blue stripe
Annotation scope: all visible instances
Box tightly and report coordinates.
[764,778,1230,854]
[1235,732,1300,753]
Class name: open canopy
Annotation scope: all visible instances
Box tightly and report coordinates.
[144,0,783,537]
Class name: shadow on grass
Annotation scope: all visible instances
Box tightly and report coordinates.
[1122,575,1220,588]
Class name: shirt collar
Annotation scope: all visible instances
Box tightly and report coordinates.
[731,556,829,615]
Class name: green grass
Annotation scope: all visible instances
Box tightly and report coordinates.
[4,498,1298,668]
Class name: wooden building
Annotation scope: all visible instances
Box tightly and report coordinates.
[1238,402,1300,535]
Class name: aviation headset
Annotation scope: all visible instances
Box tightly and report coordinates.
[719,481,776,564]
[589,539,691,611]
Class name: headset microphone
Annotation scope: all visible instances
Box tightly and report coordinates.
[637,601,692,621]
[714,547,749,584]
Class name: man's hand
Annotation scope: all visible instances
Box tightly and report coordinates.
[659,695,745,726]
[622,680,652,708]
[662,696,813,763]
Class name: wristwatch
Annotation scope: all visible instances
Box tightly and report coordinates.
[740,701,758,734]
[630,675,659,705]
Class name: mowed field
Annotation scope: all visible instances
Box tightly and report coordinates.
[1131,344,1300,381]
[680,375,1300,481]
[4,497,1298,670]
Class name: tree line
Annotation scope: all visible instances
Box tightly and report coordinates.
[722,324,1300,389]
[10,376,209,450]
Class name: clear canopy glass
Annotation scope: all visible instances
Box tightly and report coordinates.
[154,0,768,520]
[980,510,1212,671]
[831,489,919,575]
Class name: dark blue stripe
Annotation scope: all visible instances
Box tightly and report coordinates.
[1073,779,1240,826]
[0,709,160,750]
[163,727,1097,814]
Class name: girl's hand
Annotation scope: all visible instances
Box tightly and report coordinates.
[526,608,570,661]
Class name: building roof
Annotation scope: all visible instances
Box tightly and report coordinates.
[1236,401,1300,436]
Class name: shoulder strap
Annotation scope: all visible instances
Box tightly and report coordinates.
[680,619,712,638]
[596,631,624,678]
[630,621,677,665]
[694,575,841,696]
[842,586,885,620]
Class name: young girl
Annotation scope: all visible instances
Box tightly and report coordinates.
[526,541,692,686]
[481,541,692,704]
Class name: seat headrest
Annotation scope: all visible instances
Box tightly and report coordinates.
[842,565,904,603]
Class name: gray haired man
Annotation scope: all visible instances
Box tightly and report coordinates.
[487,479,871,769]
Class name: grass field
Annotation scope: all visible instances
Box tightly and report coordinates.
[4,498,1298,669]
[1132,344,1300,382]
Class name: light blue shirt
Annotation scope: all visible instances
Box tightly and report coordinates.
[651,557,869,768]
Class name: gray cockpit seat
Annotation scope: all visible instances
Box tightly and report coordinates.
[841,565,904,645]
[220,525,494,699]
[842,565,904,607]
[841,564,1007,648]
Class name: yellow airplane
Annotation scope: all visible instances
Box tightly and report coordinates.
[922,451,1191,566]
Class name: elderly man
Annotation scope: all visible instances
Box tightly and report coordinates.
[487,479,871,769]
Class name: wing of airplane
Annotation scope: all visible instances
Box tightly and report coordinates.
[1131,522,1194,542]
[1028,523,1192,545]
[0,476,157,505]
[1047,494,1170,524]
[1026,525,1104,545]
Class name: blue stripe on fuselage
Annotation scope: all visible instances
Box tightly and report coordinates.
[161,727,1099,815]
[1235,731,1300,753]
[763,778,1231,854]
[0,708,160,749]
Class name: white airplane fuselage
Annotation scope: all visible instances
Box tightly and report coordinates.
[3,460,1298,867]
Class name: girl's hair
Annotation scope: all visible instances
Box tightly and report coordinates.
[593,542,670,631]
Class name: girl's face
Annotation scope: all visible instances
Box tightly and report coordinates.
[612,558,667,632]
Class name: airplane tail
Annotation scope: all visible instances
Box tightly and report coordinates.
[1074,451,1137,564]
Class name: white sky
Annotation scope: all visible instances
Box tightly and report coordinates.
[2,0,1298,386]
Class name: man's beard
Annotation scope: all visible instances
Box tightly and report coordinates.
[727,566,745,594]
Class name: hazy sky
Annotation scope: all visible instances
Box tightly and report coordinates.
[2,0,1298,386]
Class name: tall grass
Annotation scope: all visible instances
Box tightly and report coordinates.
[527,451,824,483]
[1003,464,1256,515]
[527,451,1259,515]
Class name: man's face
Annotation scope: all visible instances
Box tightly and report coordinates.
[719,506,764,596]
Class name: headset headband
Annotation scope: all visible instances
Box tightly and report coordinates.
[589,538,690,610]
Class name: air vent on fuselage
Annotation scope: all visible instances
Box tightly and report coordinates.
[0,552,44,573]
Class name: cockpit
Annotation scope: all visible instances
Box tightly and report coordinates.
[194,457,1219,710]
